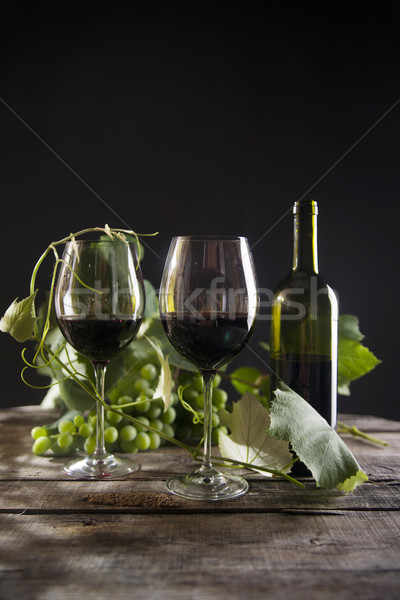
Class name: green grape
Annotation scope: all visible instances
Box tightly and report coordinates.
[31,426,48,440]
[162,423,175,438]
[182,386,199,404]
[192,375,204,393]
[135,395,151,413]
[197,389,227,410]
[57,432,74,449]
[144,387,155,399]
[135,416,150,432]
[213,374,222,388]
[149,418,163,432]
[117,395,135,413]
[147,404,162,419]
[73,415,85,427]
[140,363,158,381]
[104,426,119,444]
[212,425,228,444]
[212,388,228,409]
[84,436,96,454]
[58,420,76,434]
[119,425,137,442]
[119,439,138,453]
[117,395,133,406]
[88,414,97,427]
[148,432,161,450]
[134,378,150,393]
[161,406,176,425]
[106,408,123,425]
[136,431,150,451]
[79,422,94,438]
[32,436,52,456]
[53,441,72,456]
[195,393,204,409]
[211,413,220,428]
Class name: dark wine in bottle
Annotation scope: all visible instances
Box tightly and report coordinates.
[270,199,338,431]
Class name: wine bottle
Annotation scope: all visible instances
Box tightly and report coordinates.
[270,199,339,431]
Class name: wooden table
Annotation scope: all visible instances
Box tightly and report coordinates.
[1,407,400,599]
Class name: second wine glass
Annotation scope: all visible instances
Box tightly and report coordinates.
[159,236,258,500]
[54,239,145,479]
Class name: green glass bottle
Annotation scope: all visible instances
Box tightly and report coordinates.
[270,199,338,428]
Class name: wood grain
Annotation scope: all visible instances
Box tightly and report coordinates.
[0,512,399,599]
[0,406,399,600]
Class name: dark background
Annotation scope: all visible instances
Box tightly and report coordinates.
[0,1,399,418]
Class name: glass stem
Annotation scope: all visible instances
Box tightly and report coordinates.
[200,369,216,471]
[92,362,108,458]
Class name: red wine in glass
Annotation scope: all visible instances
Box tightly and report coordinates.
[55,239,145,479]
[159,236,258,500]
[160,311,252,370]
[57,316,142,363]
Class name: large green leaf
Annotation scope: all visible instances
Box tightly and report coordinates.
[269,385,368,491]
[0,292,38,342]
[338,314,381,395]
[219,392,293,475]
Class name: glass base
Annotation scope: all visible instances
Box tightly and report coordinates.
[166,466,248,501]
[63,452,140,479]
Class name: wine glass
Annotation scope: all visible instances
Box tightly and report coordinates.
[54,239,145,478]
[159,236,258,500]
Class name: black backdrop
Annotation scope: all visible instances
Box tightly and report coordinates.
[0,1,399,419]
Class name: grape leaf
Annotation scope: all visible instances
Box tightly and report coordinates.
[269,385,368,491]
[57,376,96,412]
[219,392,293,475]
[41,339,96,412]
[0,292,38,342]
[338,314,364,342]
[145,336,172,411]
[230,366,263,396]
[338,314,381,395]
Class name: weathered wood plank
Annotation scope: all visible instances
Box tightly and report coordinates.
[338,413,400,432]
[0,406,398,483]
[1,407,400,600]
[0,477,399,514]
[1,444,399,483]
[0,512,399,600]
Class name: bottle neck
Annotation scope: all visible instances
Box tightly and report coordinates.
[292,205,319,273]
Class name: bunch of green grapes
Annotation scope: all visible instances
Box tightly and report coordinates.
[31,361,177,456]
[175,371,229,444]
[31,359,230,457]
